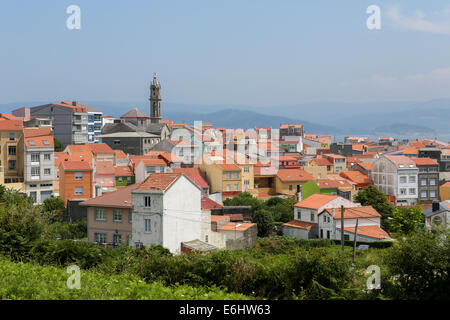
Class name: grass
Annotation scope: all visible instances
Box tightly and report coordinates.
[0,256,249,300]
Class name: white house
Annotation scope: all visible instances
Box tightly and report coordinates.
[423,200,450,229]
[371,155,418,206]
[318,206,391,241]
[131,172,204,254]
[283,194,360,239]
[134,159,169,183]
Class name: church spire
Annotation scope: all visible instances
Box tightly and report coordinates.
[149,73,162,124]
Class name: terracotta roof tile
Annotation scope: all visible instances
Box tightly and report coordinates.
[60,160,92,171]
[283,220,317,230]
[410,157,439,166]
[115,166,133,176]
[321,206,380,219]
[294,193,338,209]
[95,161,115,175]
[80,183,140,208]
[338,225,391,240]
[0,120,23,131]
[339,171,372,184]
[136,173,182,191]
[172,168,209,189]
[276,169,313,182]
[218,222,255,231]
[201,197,223,210]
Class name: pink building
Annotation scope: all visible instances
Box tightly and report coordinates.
[95,161,115,191]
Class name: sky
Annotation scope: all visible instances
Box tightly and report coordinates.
[1,0,450,108]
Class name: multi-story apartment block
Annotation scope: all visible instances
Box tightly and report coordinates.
[59,160,94,206]
[0,120,24,190]
[323,154,347,173]
[30,101,90,146]
[86,106,103,143]
[280,124,304,140]
[23,128,55,203]
[371,155,419,206]
[411,158,440,203]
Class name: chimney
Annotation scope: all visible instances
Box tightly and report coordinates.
[432,200,440,212]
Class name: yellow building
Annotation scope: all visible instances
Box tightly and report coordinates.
[440,182,450,201]
[274,169,314,199]
[0,120,25,191]
[303,165,328,180]
[309,157,334,175]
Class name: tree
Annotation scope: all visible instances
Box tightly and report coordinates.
[383,228,450,299]
[252,209,274,237]
[354,186,394,231]
[43,197,65,214]
[54,138,65,152]
[265,197,296,223]
[223,192,264,211]
[390,205,424,235]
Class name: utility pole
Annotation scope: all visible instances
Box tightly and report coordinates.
[341,205,345,252]
[352,218,359,263]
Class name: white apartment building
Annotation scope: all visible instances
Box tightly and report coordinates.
[371,155,419,206]
[23,128,55,204]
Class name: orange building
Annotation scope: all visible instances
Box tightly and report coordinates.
[59,160,94,205]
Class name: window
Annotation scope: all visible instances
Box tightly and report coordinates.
[110,177,114,183]
[31,167,40,177]
[244,167,249,173]
[75,186,83,195]
[144,218,151,232]
[75,172,83,180]
[44,153,51,161]
[94,233,107,244]
[409,176,416,183]
[289,185,293,191]
[226,173,231,179]
[244,179,250,185]
[400,188,407,195]
[9,133,15,141]
[118,177,123,183]
[113,234,122,244]
[128,210,132,224]
[114,140,120,145]
[95,208,107,221]
[233,172,239,179]
[399,176,407,183]
[127,177,131,183]
[113,209,122,222]
[44,168,51,175]
[233,184,238,191]
[429,179,436,186]
[310,213,314,222]
[421,178,427,186]
[43,140,49,145]
[409,188,416,195]
[31,153,40,162]
[421,190,427,198]
[205,235,209,243]
[8,146,16,156]
[144,196,151,207]
[430,190,437,198]
[101,177,105,183]
[226,184,231,191]
[344,235,350,241]
[29,192,37,203]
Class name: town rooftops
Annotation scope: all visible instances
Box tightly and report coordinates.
[276,169,313,182]
[280,124,303,129]
[318,179,352,189]
[410,157,439,166]
[0,113,20,120]
[0,119,23,131]
[441,182,450,188]
[337,225,391,240]
[210,215,229,222]
[115,166,133,176]
[114,149,127,159]
[120,107,150,118]
[201,197,224,211]
[60,160,92,171]
[321,206,380,220]
[358,162,373,171]
[24,127,54,148]
[135,173,182,191]
[294,193,338,209]
[88,143,114,155]
[283,220,317,230]
[80,183,140,208]
[217,163,241,171]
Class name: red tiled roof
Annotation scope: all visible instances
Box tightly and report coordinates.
[217,163,241,171]
[80,183,140,208]
[280,124,303,129]
[60,160,92,171]
[318,179,352,189]
[88,143,114,155]
[321,206,380,219]
[410,157,439,166]
[338,225,391,240]
[311,158,333,166]
[136,173,181,191]
[140,158,168,166]
[218,222,255,231]
[210,215,229,222]
[201,197,223,210]
[384,155,417,169]
[95,161,115,175]
[172,168,209,189]
[358,162,373,171]
[283,220,317,230]
[23,127,52,138]
[339,171,372,184]
[0,113,20,120]
[114,149,127,159]
[277,169,313,182]
[0,120,23,131]
[115,166,133,176]
[294,193,338,209]
[441,182,450,188]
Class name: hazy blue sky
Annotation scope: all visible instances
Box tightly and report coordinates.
[1,0,450,107]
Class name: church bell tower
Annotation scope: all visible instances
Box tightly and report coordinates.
[150,72,162,124]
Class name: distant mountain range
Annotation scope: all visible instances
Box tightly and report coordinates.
[1,99,449,140]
